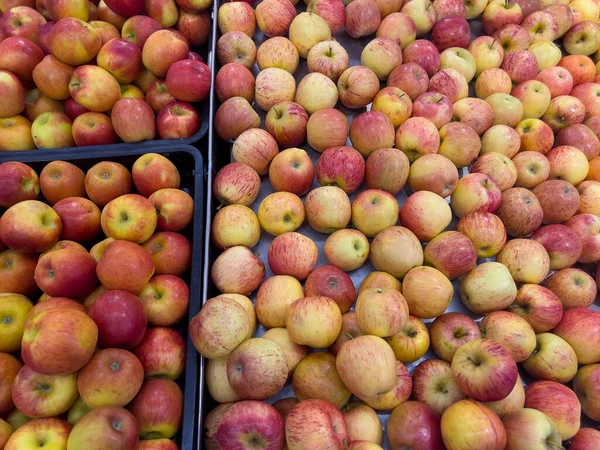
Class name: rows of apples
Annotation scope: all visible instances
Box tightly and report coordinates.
[0,0,211,150]
[200,0,600,447]
[0,153,195,449]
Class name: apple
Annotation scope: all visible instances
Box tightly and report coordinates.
[531,224,582,270]
[165,59,210,103]
[0,352,22,414]
[0,250,37,297]
[522,332,578,383]
[556,124,600,160]
[226,338,287,401]
[0,200,61,253]
[349,110,395,157]
[441,400,507,450]
[254,67,296,112]
[525,380,581,440]
[460,259,518,314]
[563,20,600,56]
[512,151,550,189]
[522,10,558,43]
[571,83,600,121]
[438,122,481,168]
[256,37,298,76]
[90,20,120,44]
[399,191,452,242]
[360,36,402,81]
[573,364,600,422]
[34,247,97,299]
[0,36,44,82]
[266,101,308,149]
[497,238,550,284]
[387,62,429,100]
[337,65,380,109]
[263,327,308,379]
[452,97,495,135]
[554,307,600,365]
[515,118,554,154]
[542,95,586,133]
[502,408,562,450]
[215,401,285,450]
[343,403,383,445]
[430,16,470,52]
[532,179,580,224]
[213,162,260,207]
[544,267,596,309]
[508,284,563,333]
[217,1,255,36]
[544,3,573,37]
[571,429,600,450]
[474,68,511,100]
[38,161,85,206]
[110,98,156,143]
[316,146,364,194]
[468,35,504,77]
[295,72,338,115]
[386,315,430,363]
[231,128,278,176]
[1,6,46,43]
[0,161,39,208]
[100,193,156,243]
[484,374,525,419]
[546,145,589,186]
[286,400,348,449]
[255,275,303,328]
[486,93,525,128]
[157,100,200,139]
[0,114,35,151]
[395,117,440,163]
[362,359,412,411]
[255,0,296,38]
[510,80,551,120]
[359,272,402,295]
[206,357,241,404]
[355,287,408,337]
[370,226,424,279]
[364,147,409,196]
[286,296,342,348]
[68,406,139,448]
[212,244,265,294]
[351,189,398,237]
[217,31,256,69]
[344,0,380,39]
[12,365,78,418]
[402,39,440,77]
[450,173,502,218]
[84,161,132,207]
[31,55,73,101]
[121,15,161,49]
[324,228,369,272]
[558,54,595,86]
[483,0,523,35]
[336,335,396,400]
[289,11,332,58]
[138,274,189,327]
[48,17,101,65]
[564,213,600,263]
[402,266,452,318]
[129,378,183,439]
[292,352,350,408]
[376,12,416,50]
[301,187,347,234]
[72,112,118,146]
[411,358,466,415]
[407,153,458,197]
[400,0,436,36]
[258,192,305,236]
[303,266,354,315]
[307,0,345,34]
[429,312,481,363]
[495,187,544,236]
[215,63,254,103]
[387,401,443,450]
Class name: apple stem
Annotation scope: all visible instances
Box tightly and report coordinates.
[489,39,496,49]
[466,356,481,367]
[216,203,224,211]
[345,333,355,340]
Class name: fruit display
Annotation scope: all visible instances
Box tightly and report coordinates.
[0,0,212,151]
[202,0,600,447]
[0,148,202,450]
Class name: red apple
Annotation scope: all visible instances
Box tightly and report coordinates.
[304,265,356,314]
[157,100,200,140]
[531,224,583,270]
[129,378,182,439]
[431,15,470,51]
[133,327,186,379]
[96,240,155,295]
[0,161,39,208]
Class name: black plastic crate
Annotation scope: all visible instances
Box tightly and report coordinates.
[1,144,204,450]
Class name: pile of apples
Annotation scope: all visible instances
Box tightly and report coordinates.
[0,0,211,151]
[0,153,194,450]
[201,0,600,447]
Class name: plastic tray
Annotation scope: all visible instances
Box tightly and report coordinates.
[1,144,204,450]
[202,2,600,448]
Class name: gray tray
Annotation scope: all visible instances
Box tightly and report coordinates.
[202,1,600,447]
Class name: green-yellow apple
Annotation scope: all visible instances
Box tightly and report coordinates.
[0,294,33,353]
[412,358,466,414]
[370,226,423,278]
[400,0,435,35]
[206,357,240,403]
[21,307,98,375]
[351,189,399,237]
[286,296,342,348]
[67,397,92,425]
[67,406,139,450]
[211,204,260,250]
[294,72,338,114]
[363,360,412,410]
[343,403,383,445]
[529,39,562,70]
[385,315,430,363]
[523,332,578,383]
[292,352,351,409]
[258,191,305,235]
[402,266,452,318]
[263,327,309,378]
[502,408,562,450]
[226,338,288,401]
[546,145,589,185]
[256,275,304,328]
[324,228,369,272]
[497,238,550,284]
[336,335,396,400]
[441,400,507,449]
[486,93,524,127]
[361,36,403,81]
[468,36,505,77]
[440,47,476,82]
[189,296,250,359]
[304,186,351,234]
[484,374,525,418]
[31,111,74,149]
[451,338,519,402]
[355,288,409,337]
[573,364,600,421]
[77,348,144,407]
[12,365,78,418]
[400,191,452,241]
[4,418,71,450]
